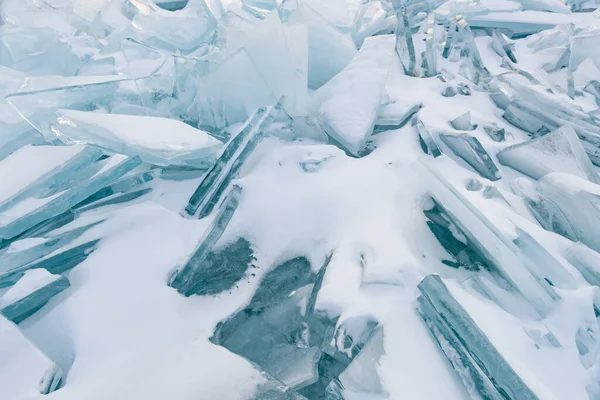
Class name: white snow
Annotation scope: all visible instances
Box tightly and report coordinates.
[0,269,61,308]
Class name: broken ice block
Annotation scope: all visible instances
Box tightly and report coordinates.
[325,327,385,398]
[0,269,70,324]
[127,0,217,54]
[483,125,506,142]
[467,12,572,36]
[0,240,99,288]
[0,221,101,277]
[424,199,486,270]
[351,0,395,47]
[170,186,243,295]
[185,104,279,218]
[442,86,458,97]
[0,314,62,396]
[439,133,501,181]
[583,81,600,106]
[53,109,222,167]
[418,161,557,316]
[6,75,189,134]
[0,154,141,240]
[564,242,600,286]
[310,35,395,156]
[288,3,357,89]
[413,118,441,157]
[0,144,102,211]
[374,100,421,130]
[320,315,379,366]
[449,112,477,131]
[252,370,309,399]
[458,83,471,96]
[393,5,416,76]
[513,228,577,289]
[497,124,600,183]
[511,177,578,242]
[418,274,538,400]
[536,173,600,253]
[491,30,517,63]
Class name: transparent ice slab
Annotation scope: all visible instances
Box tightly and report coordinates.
[309,35,395,156]
[351,1,395,47]
[125,0,217,55]
[393,5,416,76]
[536,173,600,253]
[418,274,538,400]
[52,109,222,167]
[564,242,600,286]
[418,160,558,316]
[491,30,517,63]
[497,124,600,183]
[412,118,442,157]
[0,144,102,211]
[252,370,309,399]
[0,240,99,288]
[185,103,279,218]
[439,133,501,181]
[5,75,192,135]
[0,269,70,324]
[0,314,62,396]
[0,154,141,240]
[0,221,101,278]
[324,327,385,399]
[375,100,421,130]
[169,187,249,296]
[288,3,357,90]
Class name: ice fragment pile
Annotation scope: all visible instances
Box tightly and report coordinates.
[1,0,600,399]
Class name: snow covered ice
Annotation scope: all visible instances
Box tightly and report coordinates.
[1,0,600,399]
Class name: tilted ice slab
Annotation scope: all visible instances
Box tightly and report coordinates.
[0,314,62,397]
[0,268,70,324]
[309,34,395,156]
[497,124,600,183]
[0,153,141,240]
[54,109,222,168]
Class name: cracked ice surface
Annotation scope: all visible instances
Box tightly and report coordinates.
[1,0,600,399]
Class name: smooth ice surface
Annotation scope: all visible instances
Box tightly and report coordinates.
[53,109,222,167]
[310,35,395,156]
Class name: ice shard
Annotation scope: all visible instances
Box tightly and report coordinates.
[170,186,244,295]
[320,315,379,366]
[564,242,600,286]
[184,103,279,219]
[418,160,558,316]
[0,221,101,276]
[439,133,501,181]
[252,370,309,399]
[0,314,62,396]
[536,173,600,253]
[393,5,416,76]
[483,125,506,142]
[0,153,141,240]
[309,34,395,156]
[497,124,600,183]
[449,112,477,131]
[325,327,386,399]
[51,109,223,168]
[0,269,70,324]
[351,1,395,47]
[491,30,517,63]
[374,100,421,131]
[288,3,356,90]
[413,118,442,157]
[0,240,99,288]
[417,274,538,400]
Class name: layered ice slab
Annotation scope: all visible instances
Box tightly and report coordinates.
[309,34,395,156]
[169,186,252,296]
[418,160,558,316]
[417,274,538,400]
[0,314,62,396]
[497,124,600,183]
[0,151,140,240]
[185,104,280,218]
[0,269,70,324]
[50,109,222,168]
[439,133,501,181]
